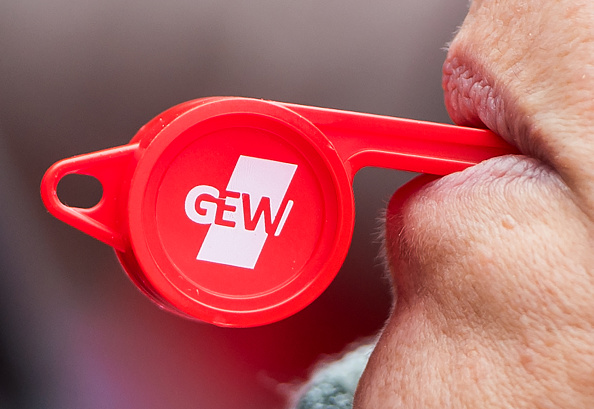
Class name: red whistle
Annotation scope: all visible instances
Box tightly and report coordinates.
[41,97,517,327]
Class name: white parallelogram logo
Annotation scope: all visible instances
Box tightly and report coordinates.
[184,155,298,269]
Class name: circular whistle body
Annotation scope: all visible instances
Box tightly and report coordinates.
[41,97,517,327]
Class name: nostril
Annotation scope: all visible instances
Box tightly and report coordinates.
[56,174,103,209]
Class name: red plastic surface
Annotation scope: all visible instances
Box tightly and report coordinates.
[41,97,518,327]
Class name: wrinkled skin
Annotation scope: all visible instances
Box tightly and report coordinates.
[354,1,594,408]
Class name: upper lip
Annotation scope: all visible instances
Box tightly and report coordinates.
[442,54,506,137]
[442,51,536,160]
[442,55,492,129]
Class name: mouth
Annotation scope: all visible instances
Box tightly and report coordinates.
[382,45,564,280]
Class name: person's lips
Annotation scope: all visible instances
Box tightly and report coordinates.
[384,52,526,215]
[382,48,561,280]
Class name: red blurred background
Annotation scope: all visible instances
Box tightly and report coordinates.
[0,1,468,408]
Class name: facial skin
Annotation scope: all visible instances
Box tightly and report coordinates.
[354,1,594,408]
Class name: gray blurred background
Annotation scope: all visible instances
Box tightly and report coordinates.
[0,1,469,408]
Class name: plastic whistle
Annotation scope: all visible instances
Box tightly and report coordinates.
[41,97,517,327]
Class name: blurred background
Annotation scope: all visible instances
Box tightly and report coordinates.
[0,1,469,408]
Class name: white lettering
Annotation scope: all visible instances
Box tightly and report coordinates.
[185,156,297,269]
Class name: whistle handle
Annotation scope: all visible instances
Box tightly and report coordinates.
[282,103,518,177]
[41,144,139,251]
